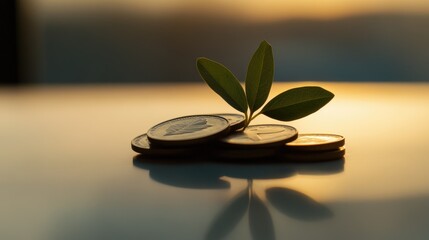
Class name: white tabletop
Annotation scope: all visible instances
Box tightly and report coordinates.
[2,82,429,240]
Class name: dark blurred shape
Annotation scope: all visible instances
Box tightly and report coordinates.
[205,190,249,240]
[249,192,275,240]
[133,154,344,186]
[2,1,18,84]
[133,156,230,189]
[16,0,41,84]
[294,158,345,175]
[134,155,342,239]
[14,4,429,84]
[266,187,333,221]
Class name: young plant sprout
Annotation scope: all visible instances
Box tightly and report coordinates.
[196,40,334,129]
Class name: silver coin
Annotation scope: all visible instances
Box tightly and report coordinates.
[285,134,345,151]
[214,113,245,131]
[220,124,298,148]
[280,147,346,162]
[147,115,230,147]
[131,134,192,156]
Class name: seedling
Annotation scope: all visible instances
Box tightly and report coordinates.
[197,41,334,129]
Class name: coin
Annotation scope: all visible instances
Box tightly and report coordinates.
[280,147,345,162]
[147,115,230,147]
[214,113,245,131]
[131,134,199,157]
[284,134,345,151]
[220,124,298,148]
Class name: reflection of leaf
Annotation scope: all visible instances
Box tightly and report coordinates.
[164,118,212,136]
[249,193,275,240]
[266,187,333,221]
[205,190,249,240]
[261,86,334,121]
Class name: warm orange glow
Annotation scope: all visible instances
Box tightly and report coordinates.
[252,83,429,202]
[38,0,429,21]
[4,83,429,204]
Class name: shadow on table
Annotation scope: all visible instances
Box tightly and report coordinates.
[133,155,344,240]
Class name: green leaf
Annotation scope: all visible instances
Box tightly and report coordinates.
[261,86,334,121]
[197,57,248,113]
[246,40,274,112]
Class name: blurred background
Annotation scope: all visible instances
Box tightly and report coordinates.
[15,0,429,84]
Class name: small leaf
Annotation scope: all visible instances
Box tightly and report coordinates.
[246,40,274,112]
[197,58,248,113]
[164,118,212,136]
[261,86,334,121]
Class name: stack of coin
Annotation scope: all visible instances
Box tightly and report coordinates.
[131,114,245,158]
[131,114,345,162]
[280,134,346,162]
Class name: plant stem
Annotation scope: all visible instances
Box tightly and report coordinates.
[242,111,262,130]
[250,112,261,121]
[248,111,254,125]
[240,111,249,131]
[243,111,253,129]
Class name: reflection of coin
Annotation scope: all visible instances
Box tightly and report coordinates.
[281,147,345,162]
[221,124,298,148]
[147,115,230,147]
[285,134,345,151]
[215,148,279,160]
[214,113,245,131]
[131,134,197,157]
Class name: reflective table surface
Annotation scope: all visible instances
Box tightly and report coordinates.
[2,82,429,240]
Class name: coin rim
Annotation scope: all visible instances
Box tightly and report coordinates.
[280,147,346,162]
[220,124,298,148]
[284,133,345,151]
[213,113,245,131]
[147,115,231,147]
[131,133,203,157]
